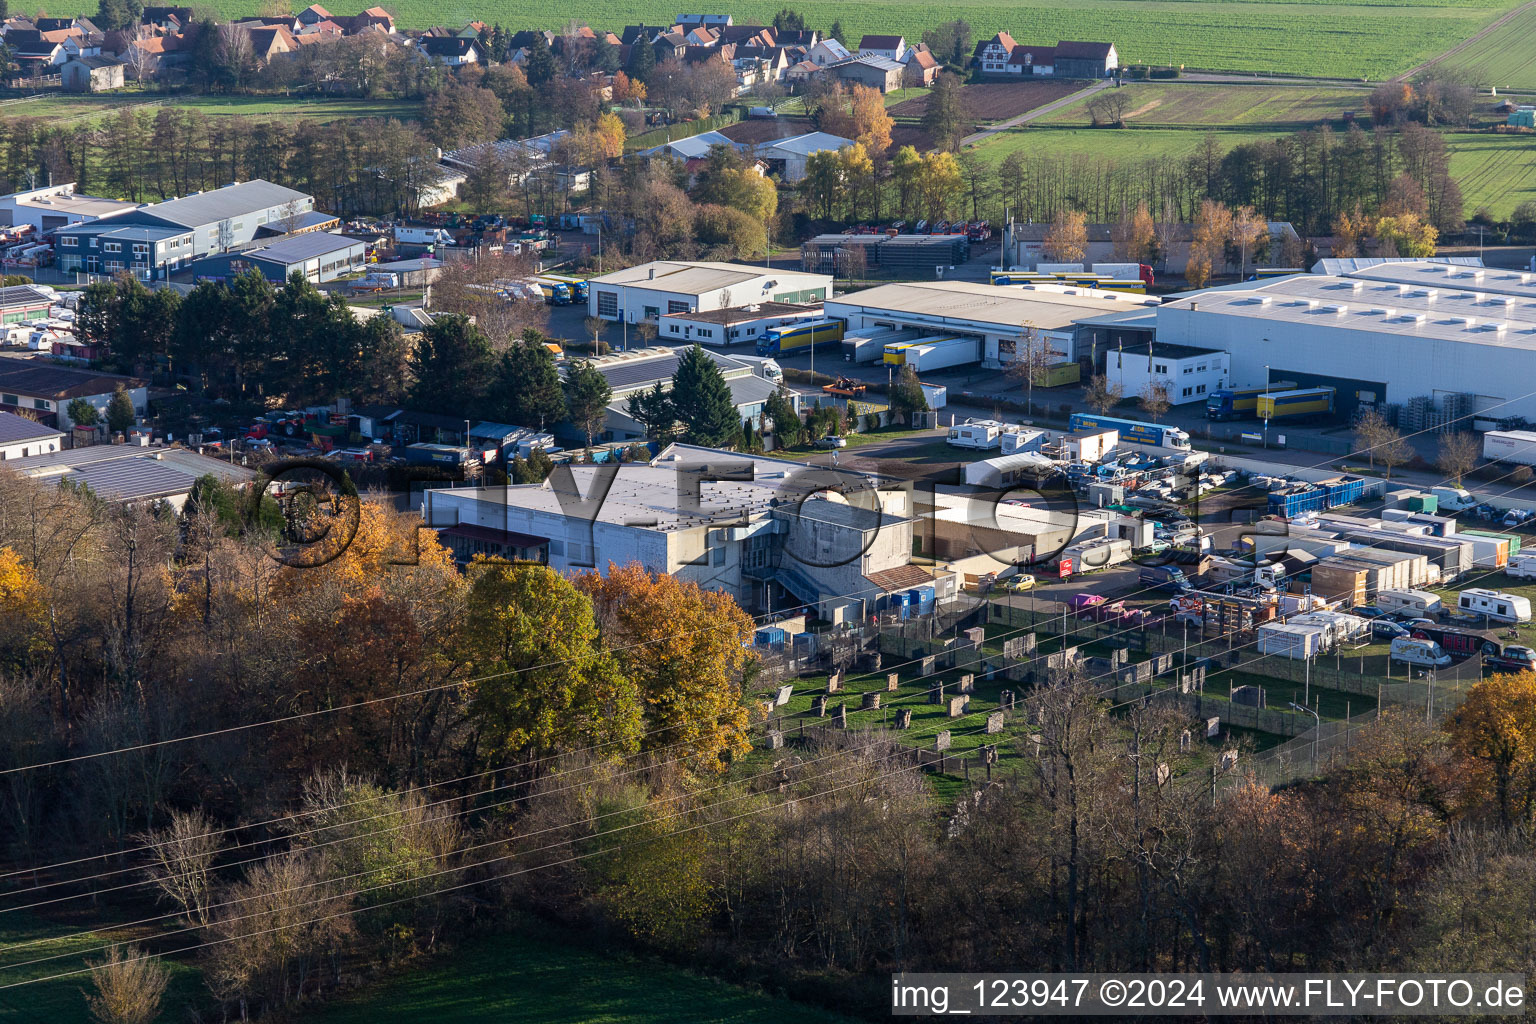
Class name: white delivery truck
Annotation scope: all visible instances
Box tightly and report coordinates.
[1391,636,1452,668]
[1483,430,1536,467]
[1458,587,1533,623]
[1375,589,1444,619]
[903,336,981,373]
[1431,486,1477,511]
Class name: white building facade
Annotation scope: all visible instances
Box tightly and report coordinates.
[588,261,833,324]
[1106,343,1229,406]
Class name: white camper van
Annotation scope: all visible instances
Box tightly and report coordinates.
[1390,636,1452,668]
[1458,588,1532,624]
[947,420,1005,450]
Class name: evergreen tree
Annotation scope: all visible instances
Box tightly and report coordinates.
[408,314,496,416]
[106,386,136,434]
[772,8,806,31]
[592,34,621,73]
[526,32,556,85]
[626,33,655,82]
[356,315,410,407]
[490,335,566,429]
[625,381,675,440]
[888,364,930,425]
[563,359,613,449]
[66,398,99,427]
[669,345,738,448]
[764,387,802,447]
[829,19,846,44]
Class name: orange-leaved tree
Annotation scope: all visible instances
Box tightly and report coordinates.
[463,560,642,762]
[1449,673,1536,827]
[0,544,44,667]
[577,563,758,770]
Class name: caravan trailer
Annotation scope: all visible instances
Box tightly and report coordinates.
[1458,588,1533,623]
[947,419,1006,450]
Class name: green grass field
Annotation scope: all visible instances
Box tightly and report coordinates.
[976,124,1285,164]
[1446,132,1536,218]
[1430,1,1536,90]
[306,924,856,1024]
[35,0,1521,80]
[1038,82,1369,129]
[0,92,422,124]
[0,914,202,1024]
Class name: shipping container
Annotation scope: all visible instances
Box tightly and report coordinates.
[1041,361,1081,387]
[1462,529,1522,557]
[1408,494,1439,514]
[1257,622,1326,659]
[1309,560,1370,606]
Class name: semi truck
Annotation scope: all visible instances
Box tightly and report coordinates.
[903,336,980,372]
[1256,387,1335,421]
[1067,413,1191,451]
[1091,262,1155,287]
[1483,429,1536,466]
[538,273,589,301]
[1205,381,1296,420]
[755,318,845,357]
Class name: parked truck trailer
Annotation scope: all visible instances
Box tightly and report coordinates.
[903,336,980,372]
[1483,429,1536,467]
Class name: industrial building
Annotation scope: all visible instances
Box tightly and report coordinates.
[660,301,823,346]
[587,261,833,324]
[421,443,949,623]
[0,361,147,428]
[568,346,791,441]
[0,182,139,232]
[1155,260,1536,422]
[0,409,63,460]
[0,284,56,325]
[1104,342,1230,406]
[55,179,316,280]
[823,280,1157,369]
[191,232,367,285]
[4,443,255,508]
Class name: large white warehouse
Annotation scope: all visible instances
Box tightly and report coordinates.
[587,261,832,324]
[824,280,1156,368]
[1156,261,1536,421]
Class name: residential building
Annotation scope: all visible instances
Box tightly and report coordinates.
[587,260,833,323]
[971,31,1018,71]
[60,55,125,91]
[0,409,63,460]
[1104,342,1229,405]
[191,231,366,284]
[903,47,940,86]
[0,360,147,428]
[972,33,1116,77]
[660,301,824,346]
[804,38,849,66]
[416,35,480,64]
[857,34,905,60]
[55,179,315,279]
[4,443,255,508]
[423,443,940,623]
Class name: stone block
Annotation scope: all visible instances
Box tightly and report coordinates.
[957,673,975,695]
[1179,729,1191,752]
[861,692,880,711]
[948,695,969,718]
[775,684,793,706]
[766,730,784,750]
[999,689,1015,711]
[813,694,828,717]
[1156,762,1170,786]
[985,711,1004,734]
[834,703,848,728]
[826,672,841,693]
[895,708,912,729]
[886,672,900,692]
[935,730,951,752]
[1206,716,1220,738]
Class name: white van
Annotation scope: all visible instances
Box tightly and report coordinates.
[1375,589,1443,619]
[1430,486,1476,512]
[1390,636,1453,668]
[1507,553,1536,580]
[1458,588,1533,624]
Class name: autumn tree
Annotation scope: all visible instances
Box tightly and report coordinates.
[1450,673,1536,826]
[1437,432,1479,485]
[1042,209,1087,263]
[1335,205,1367,259]
[922,71,969,151]
[1192,198,1233,278]
[1374,213,1438,257]
[577,564,757,769]
[1229,205,1266,278]
[1110,202,1155,264]
[87,945,169,1024]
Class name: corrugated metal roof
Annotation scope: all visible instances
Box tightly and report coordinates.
[238,232,361,264]
[0,410,61,445]
[135,179,310,230]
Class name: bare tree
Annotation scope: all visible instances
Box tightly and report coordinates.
[583,316,609,354]
[276,199,306,235]
[87,945,170,1024]
[1229,205,1266,279]
[1005,323,1056,417]
[1138,380,1171,422]
[1083,374,1125,414]
[837,245,867,286]
[138,809,223,928]
[1376,424,1414,481]
[1353,407,1391,471]
[1436,431,1479,485]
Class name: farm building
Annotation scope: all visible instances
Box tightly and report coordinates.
[587,261,833,324]
[191,232,366,284]
[972,33,1118,77]
[826,54,904,92]
[823,279,1156,368]
[1154,260,1536,422]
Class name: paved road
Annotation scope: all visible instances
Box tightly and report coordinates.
[1392,0,1536,82]
[960,79,1112,147]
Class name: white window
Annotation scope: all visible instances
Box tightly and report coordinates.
[60,237,77,248]
[1153,363,1167,374]
[103,242,121,253]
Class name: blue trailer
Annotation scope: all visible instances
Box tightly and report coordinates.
[1067,413,1192,451]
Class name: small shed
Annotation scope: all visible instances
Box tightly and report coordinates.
[61,56,125,93]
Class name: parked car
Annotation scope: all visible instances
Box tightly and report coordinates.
[1484,645,1536,674]
[1351,605,1390,619]
[999,573,1036,593]
[816,435,847,449]
[1371,619,1410,640]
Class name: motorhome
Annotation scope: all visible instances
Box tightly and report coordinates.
[1390,636,1453,668]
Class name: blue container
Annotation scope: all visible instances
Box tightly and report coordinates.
[1325,478,1365,507]
[754,627,786,648]
[1268,488,1328,517]
[916,585,936,613]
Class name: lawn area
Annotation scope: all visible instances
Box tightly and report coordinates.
[0,914,202,1024]
[1432,0,1536,90]
[772,425,934,459]
[305,923,857,1024]
[39,0,1518,80]
[1036,82,1369,130]
[0,92,422,124]
[974,124,1285,165]
[1445,131,1536,219]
